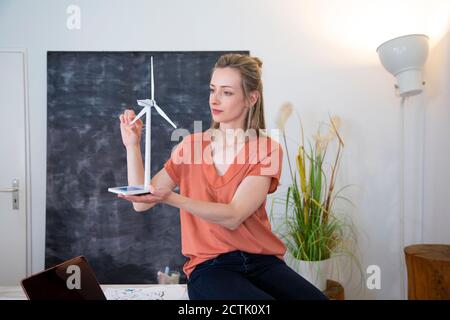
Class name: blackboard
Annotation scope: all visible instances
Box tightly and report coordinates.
[46,51,249,284]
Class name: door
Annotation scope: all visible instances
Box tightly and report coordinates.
[0,50,30,285]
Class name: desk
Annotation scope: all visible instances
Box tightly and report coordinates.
[1,281,343,300]
[0,284,189,300]
[405,244,450,299]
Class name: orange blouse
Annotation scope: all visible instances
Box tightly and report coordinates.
[164,129,286,279]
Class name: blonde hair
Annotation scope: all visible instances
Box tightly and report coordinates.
[209,53,266,136]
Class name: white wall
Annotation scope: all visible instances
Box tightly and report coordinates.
[423,29,450,243]
[0,0,448,299]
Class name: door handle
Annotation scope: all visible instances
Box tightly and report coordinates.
[0,188,19,192]
[0,179,19,210]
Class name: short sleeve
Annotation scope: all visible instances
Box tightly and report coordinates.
[163,138,185,186]
[246,144,283,194]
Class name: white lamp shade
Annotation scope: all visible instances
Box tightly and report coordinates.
[377,34,429,97]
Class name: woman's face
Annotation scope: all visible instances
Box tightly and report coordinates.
[209,67,248,128]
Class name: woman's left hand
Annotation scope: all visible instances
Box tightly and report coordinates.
[117,184,172,204]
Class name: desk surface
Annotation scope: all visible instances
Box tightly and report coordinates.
[0,284,189,300]
[2,281,344,300]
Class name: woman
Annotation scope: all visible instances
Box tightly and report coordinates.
[118,53,327,300]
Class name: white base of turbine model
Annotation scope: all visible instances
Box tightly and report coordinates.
[108,56,177,196]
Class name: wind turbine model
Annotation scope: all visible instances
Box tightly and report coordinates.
[109,56,177,196]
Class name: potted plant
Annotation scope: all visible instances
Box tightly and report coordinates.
[270,103,359,291]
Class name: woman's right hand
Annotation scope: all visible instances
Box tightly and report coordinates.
[119,109,143,148]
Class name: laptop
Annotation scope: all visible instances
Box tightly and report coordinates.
[21,256,106,300]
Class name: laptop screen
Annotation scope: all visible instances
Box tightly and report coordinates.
[21,256,106,300]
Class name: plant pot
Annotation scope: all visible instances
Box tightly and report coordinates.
[285,253,331,291]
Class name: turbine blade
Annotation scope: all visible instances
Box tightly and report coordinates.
[130,107,147,125]
[151,56,155,101]
[154,103,177,128]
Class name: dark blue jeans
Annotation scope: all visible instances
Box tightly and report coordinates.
[187,250,328,300]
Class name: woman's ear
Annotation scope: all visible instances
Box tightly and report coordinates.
[248,90,260,108]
